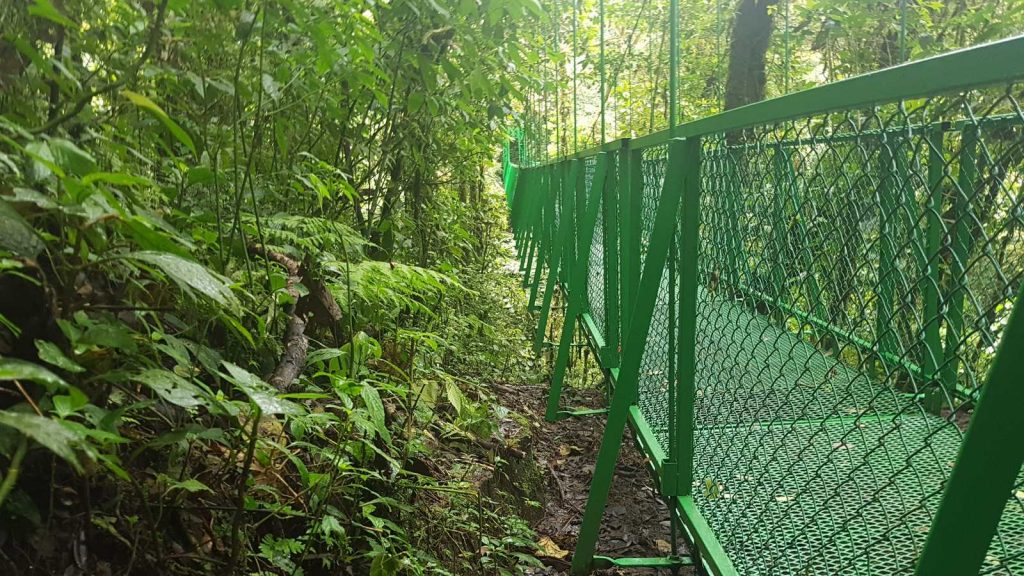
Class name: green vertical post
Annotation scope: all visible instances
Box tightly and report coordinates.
[875,137,899,363]
[725,151,743,290]
[535,161,578,354]
[528,167,552,310]
[672,136,701,499]
[575,158,588,287]
[769,151,788,315]
[922,127,946,387]
[913,283,1024,576]
[940,125,978,391]
[775,147,824,320]
[547,154,610,421]
[783,0,790,92]
[621,146,644,335]
[562,154,577,285]
[517,173,535,273]
[521,173,541,288]
[570,139,688,574]
[603,141,626,367]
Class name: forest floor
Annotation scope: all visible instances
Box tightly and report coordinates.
[490,260,691,575]
[502,384,684,575]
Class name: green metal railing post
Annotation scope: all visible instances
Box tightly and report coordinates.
[940,124,979,391]
[875,136,900,367]
[922,126,946,391]
[562,154,577,285]
[528,167,553,310]
[603,141,624,367]
[523,171,545,288]
[535,160,577,354]
[672,137,701,499]
[572,0,578,153]
[622,146,643,335]
[914,284,1024,576]
[547,154,609,421]
[769,152,788,318]
[773,147,824,322]
[570,138,687,574]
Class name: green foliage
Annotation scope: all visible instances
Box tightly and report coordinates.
[0,0,545,573]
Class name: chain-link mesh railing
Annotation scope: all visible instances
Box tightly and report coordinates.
[690,86,1024,575]
[507,39,1024,576]
[585,156,607,339]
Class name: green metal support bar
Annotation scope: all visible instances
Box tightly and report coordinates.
[528,166,553,309]
[534,161,578,354]
[570,138,687,574]
[875,136,900,366]
[914,283,1024,575]
[672,136,701,499]
[676,497,739,576]
[602,141,626,364]
[602,143,622,368]
[593,555,693,569]
[922,126,946,393]
[622,145,643,336]
[940,124,978,393]
[546,153,610,421]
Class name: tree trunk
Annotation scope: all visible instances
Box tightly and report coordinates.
[724,0,777,111]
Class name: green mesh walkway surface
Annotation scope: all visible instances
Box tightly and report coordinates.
[681,292,1024,575]
[693,415,1024,575]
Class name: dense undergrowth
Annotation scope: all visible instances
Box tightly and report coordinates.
[0,0,549,574]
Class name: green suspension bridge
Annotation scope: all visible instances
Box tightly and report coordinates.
[503,5,1024,574]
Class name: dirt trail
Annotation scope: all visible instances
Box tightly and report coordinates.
[494,380,691,575]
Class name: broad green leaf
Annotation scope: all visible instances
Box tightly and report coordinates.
[408,92,425,113]
[126,251,239,311]
[24,140,62,182]
[221,362,302,416]
[48,138,96,176]
[0,199,44,258]
[360,384,390,443]
[0,411,82,471]
[0,358,68,391]
[52,387,88,418]
[121,91,197,157]
[122,218,190,258]
[81,172,152,187]
[186,166,215,186]
[79,321,137,353]
[162,476,212,494]
[445,381,467,417]
[132,369,206,408]
[35,340,85,373]
[28,0,74,28]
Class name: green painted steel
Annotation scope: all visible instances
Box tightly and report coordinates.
[570,138,688,574]
[547,155,609,422]
[915,283,1024,576]
[505,35,1024,576]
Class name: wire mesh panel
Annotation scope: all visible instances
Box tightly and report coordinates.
[688,85,1024,574]
[585,155,607,339]
[640,144,669,269]
[635,143,674,451]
